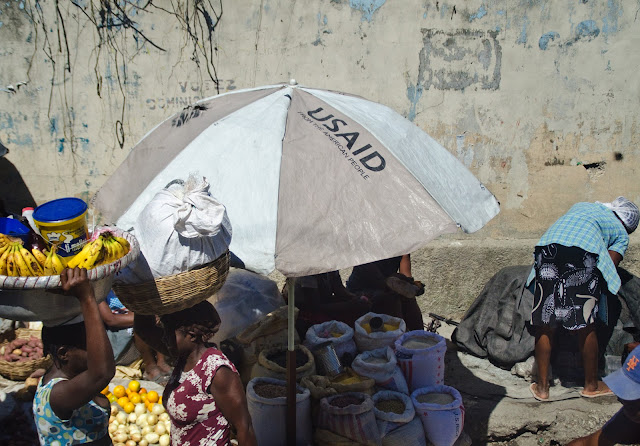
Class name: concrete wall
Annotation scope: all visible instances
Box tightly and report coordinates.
[1,0,639,318]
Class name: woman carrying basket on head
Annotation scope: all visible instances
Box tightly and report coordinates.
[32,267,116,445]
[159,300,257,446]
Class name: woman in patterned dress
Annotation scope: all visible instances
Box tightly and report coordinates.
[33,268,115,445]
[160,301,257,446]
[527,197,639,401]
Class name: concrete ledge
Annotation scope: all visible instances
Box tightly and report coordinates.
[412,239,640,320]
[269,239,640,321]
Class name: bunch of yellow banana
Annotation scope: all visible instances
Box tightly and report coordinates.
[41,244,65,275]
[0,234,46,277]
[67,232,130,270]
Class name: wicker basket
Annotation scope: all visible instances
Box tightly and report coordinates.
[0,328,52,381]
[112,250,230,315]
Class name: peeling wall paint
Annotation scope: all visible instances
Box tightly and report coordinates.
[348,0,386,22]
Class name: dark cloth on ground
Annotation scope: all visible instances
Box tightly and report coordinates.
[531,244,602,330]
[452,265,535,368]
[618,268,640,332]
[453,265,640,370]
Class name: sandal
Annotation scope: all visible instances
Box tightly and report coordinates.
[530,383,550,402]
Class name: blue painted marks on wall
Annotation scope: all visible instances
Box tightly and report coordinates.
[349,0,386,23]
[58,138,65,153]
[539,31,560,50]
[406,84,423,122]
[78,137,90,151]
[317,12,328,25]
[49,117,58,135]
[516,15,529,45]
[602,0,622,37]
[575,20,599,42]
[0,113,14,130]
[469,5,487,22]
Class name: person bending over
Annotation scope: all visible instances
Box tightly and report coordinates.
[527,197,639,401]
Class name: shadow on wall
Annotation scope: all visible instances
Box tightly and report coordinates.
[0,153,36,217]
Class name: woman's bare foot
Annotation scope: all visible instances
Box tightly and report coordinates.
[530,382,550,401]
[580,381,613,398]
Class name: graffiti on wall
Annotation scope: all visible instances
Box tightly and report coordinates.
[418,29,502,92]
[145,79,237,110]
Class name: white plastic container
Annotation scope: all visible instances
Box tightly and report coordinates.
[21,207,40,235]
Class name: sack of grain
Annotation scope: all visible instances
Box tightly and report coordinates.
[394,330,446,392]
[247,377,312,446]
[411,385,464,446]
[351,347,408,394]
[354,313,406,352]
[316,392,381,446]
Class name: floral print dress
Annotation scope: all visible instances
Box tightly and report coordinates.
[166,348,238,446]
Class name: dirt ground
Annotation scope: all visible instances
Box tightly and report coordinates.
[436,323,626,446]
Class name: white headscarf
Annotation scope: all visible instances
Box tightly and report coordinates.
[600,196,640,233]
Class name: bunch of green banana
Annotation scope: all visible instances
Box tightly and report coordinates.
[0,236,45,277]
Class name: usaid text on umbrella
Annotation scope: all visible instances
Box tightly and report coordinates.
[300,109,387,180]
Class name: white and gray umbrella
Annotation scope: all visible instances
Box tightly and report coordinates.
[94,81,499,277]
[93,81,499,444]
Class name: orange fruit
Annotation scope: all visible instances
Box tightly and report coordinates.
[128,380,141,393]
[146,390,159,403]
[158,396,162,405]
[139,388,147,395]
[117,396,130,408]
[141,394,148,404]
[101,386,110,395]
[123,402,135,414]
[113,385,126,398]
[107,394,117,403]
[146,402,155,412]
[129,393,142,404]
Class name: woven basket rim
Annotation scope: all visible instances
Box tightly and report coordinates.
[0,226,140,290]
[112,250,230,315]
[115,249,229,291]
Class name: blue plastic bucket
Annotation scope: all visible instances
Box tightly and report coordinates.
[33,198,89,257]
[0,218,30,244]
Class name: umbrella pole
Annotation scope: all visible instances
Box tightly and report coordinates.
[287,277,297,446]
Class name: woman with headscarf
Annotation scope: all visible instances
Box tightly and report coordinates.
[32,268,115,445]
[160,301,256,446]
[527,196,639,401]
